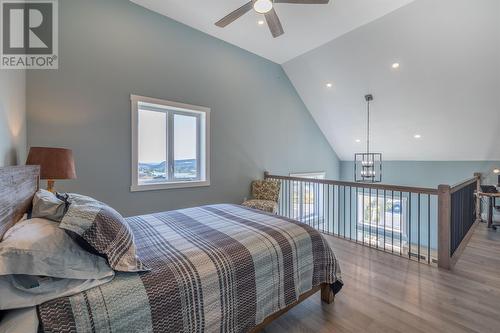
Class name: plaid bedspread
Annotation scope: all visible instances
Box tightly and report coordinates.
[38,204,342,333]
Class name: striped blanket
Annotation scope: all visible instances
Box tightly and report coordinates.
[38,204,342,333]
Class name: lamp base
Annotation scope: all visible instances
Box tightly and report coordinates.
[47,180,55,193]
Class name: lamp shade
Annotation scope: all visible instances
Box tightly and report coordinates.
[26,147,77,180]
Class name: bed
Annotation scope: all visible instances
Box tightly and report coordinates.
[0,166,342,333]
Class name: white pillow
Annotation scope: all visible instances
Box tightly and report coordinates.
[0,307,38,333]
[0,218,115,310]
[0,218,113,279]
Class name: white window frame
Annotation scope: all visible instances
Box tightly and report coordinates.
[131,94,210,192]
[356,194,407,234]
[289,172,326,221]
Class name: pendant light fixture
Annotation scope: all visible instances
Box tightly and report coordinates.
[355,94,382,183]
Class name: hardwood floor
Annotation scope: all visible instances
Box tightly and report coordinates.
[263,222,500,333]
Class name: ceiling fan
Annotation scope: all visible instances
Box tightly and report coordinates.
[215,0,330,38]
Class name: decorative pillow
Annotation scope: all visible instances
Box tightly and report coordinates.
[0,218,114,279]
[59,194,148,272]
[31,189,70,222]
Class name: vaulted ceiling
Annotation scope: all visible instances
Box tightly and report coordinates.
[130,0,416,64]
[131,0,500,161]
[283,0,500,160]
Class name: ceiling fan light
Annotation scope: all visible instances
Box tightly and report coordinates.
[254,0,273,14]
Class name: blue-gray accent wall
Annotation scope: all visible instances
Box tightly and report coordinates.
[26,0,339,217]
[340,161,500,187]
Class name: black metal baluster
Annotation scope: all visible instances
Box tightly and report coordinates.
[294,181,302,222]
[333,185,336,235]
[316,181,320,231]
[376,189,379,249]
[399,191,403,256]
[408,192,412,260]
[327,184,330,234]
[280,180,283,215]
[428,194,431,264]
[322,183,325,233]
[287,180,290,218]
[369,188,372,247]
[349,186,352,240]
[288,180,291,219]
[304,182,308,229]
[343,186,346,238]
[355,187,358,243]
[418,193,421,263]
[391,191,394,253]
[383,189,386,252]
[362,187,365,245]
[338,185,341,237]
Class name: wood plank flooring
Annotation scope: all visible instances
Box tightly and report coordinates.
[263,222,500,333]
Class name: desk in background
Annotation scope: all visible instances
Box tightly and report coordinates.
[477,192,500,230]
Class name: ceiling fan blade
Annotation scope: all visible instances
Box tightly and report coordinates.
[265,8,284,38]
[274,0,329,3]
[215,1,254,28]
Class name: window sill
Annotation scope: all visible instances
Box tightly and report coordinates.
[130,180,210,192]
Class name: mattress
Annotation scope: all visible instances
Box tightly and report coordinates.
[38,204,342,333]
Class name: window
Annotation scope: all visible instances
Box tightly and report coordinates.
[290,172,326,221]
[131,95,210,191]
[357,193,407,250]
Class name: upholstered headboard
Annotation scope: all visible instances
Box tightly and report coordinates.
[0,166,40,239]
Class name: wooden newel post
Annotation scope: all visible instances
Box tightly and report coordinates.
[438,184,451,270]
[474,172,482,223]
[264,171,270,179]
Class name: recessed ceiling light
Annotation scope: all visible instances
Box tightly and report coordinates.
[414,134,422,139]
[257,20,265,25]
[326,83,333,88]
[493,168,500,174]
[254,0,273,14]
[355,139,361,143]
[392,63,400,69]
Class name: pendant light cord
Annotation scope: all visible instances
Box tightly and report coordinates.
[367,99,370,155]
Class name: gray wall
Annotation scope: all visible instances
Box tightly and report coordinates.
[26,0,339,217]
[0,71,26,167]
[340,161,500,188]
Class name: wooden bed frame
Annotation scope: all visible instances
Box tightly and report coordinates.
[0,165,334,332]
[0,165,39,239]
[251,284,334,332]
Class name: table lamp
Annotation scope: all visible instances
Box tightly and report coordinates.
[26,147,77,193]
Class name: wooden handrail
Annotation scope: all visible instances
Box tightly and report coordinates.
[265,171,481,270]
[264,173,438,195]
[450,177,478,194]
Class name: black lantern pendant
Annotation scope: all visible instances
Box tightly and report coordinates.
[354,94,382,183]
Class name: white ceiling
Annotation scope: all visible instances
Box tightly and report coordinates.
[283,0,500,160]
[130,0,416,64]
[130,0,500,161]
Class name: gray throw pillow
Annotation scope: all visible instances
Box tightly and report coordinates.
[31,189,70,222]
[59,193,148,272]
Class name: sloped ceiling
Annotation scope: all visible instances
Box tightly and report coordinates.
[131,0,500,161]
[130,0,416,64]
[283,0,500,160]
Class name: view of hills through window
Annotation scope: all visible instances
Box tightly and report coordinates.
[138,108,199,184]
[138,159,197,183]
